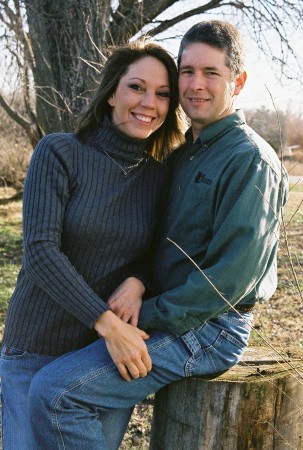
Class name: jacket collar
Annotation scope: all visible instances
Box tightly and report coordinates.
[185,110,246,150]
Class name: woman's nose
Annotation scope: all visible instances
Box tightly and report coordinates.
[141,91,156,108]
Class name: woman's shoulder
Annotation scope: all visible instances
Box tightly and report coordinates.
[34,132,84,160]
[38,132,79,149]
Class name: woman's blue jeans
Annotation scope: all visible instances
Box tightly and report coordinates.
[28,311,253,450]
[0,348,133,450]
[0,347,57,449]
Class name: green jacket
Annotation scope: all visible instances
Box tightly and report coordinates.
[139,110,288,335]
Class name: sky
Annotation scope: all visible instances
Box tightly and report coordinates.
[151,2,303,115]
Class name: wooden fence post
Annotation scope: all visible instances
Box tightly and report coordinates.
[149,347,303,450]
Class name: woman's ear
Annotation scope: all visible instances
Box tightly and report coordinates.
[108,94,115,107]
[234,71,247,96]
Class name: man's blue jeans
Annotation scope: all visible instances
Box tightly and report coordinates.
[29,311,253,450]
[0,347,133,450]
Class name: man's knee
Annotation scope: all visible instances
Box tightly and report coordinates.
[29,369,53,415]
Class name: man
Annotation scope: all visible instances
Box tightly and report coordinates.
[29,21,288,450]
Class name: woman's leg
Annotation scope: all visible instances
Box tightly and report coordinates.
[0,344,129,450]
[29,311,252,450]
[0,346,58,450]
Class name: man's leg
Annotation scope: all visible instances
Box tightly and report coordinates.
[29,311,252,450]
[98,408,134,450]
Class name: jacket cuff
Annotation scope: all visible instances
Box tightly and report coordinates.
[138,298,158,330]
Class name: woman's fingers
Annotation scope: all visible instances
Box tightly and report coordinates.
[95,311,152,381]
[118,356,152,381]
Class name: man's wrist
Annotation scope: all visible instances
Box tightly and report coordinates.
[126,276,146,296]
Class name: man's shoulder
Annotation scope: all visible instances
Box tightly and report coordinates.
[238,124,283,173]
[165,143,188,165]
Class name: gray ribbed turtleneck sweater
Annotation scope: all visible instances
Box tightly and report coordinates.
[3,120,167,355]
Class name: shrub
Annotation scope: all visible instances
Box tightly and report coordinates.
[0,107,32,190]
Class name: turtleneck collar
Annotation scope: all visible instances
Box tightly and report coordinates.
[89,116,151,164]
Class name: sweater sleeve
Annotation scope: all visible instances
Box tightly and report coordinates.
[139,154,288,335]
[22,135,110,328]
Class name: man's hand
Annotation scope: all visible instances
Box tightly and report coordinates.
[94,310,152,381]
[107,277,145,326]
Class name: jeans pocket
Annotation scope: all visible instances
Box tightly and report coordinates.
[1,346,27,360]
[225,311,253,331]
[219,329,247,350]
[183,317,251,376]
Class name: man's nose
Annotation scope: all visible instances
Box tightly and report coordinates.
[189,73,206,90]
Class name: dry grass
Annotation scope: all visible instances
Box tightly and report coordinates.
[283,149,303,176]
[250,188,303,349]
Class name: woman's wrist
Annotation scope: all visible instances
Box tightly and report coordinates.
[94,310,120,337]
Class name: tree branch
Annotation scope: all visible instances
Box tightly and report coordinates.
[109,0,178,43]
[142,1,234,37]
[0,90,31,129]
[0,91,41,146]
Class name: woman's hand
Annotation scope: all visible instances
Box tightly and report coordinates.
[107,277,145,326]
[94,310,152,381]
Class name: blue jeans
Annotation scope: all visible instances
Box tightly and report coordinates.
[28,311,253,450]
[0,346,58,450]
[0,346,132,450]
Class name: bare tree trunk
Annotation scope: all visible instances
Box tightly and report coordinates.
[23,0,112,134]
[150,347,303,450]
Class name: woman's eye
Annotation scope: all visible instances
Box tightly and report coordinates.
[158,91,170,98]
[129,83,143,91]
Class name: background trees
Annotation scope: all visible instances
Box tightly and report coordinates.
[0,0,302,146]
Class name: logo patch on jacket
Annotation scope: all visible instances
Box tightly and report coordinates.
[194,171,212,185]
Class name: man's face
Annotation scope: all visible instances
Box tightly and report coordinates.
[178,42,246,140]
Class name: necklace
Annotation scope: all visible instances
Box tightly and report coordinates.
[102,149,148,176]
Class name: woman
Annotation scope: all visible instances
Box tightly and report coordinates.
[0,39,185,450]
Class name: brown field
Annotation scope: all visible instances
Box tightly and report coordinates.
[283,148,303,176]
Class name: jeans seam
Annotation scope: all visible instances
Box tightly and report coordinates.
[148,334,178,353]
[184,357,193,377]
[185,347,218,376]
[51,361,119,448]
[221,329,248,349]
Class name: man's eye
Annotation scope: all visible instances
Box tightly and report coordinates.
[180,69,192,75]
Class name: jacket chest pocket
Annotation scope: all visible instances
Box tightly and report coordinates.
[167,181,212,244]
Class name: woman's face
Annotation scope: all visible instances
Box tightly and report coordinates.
[108,56,171,140]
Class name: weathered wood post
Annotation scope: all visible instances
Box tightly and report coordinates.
[150,347,303,450]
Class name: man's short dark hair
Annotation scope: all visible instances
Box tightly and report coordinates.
[178,20,245,77]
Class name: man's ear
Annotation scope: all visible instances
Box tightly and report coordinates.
[234,71,247,96]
